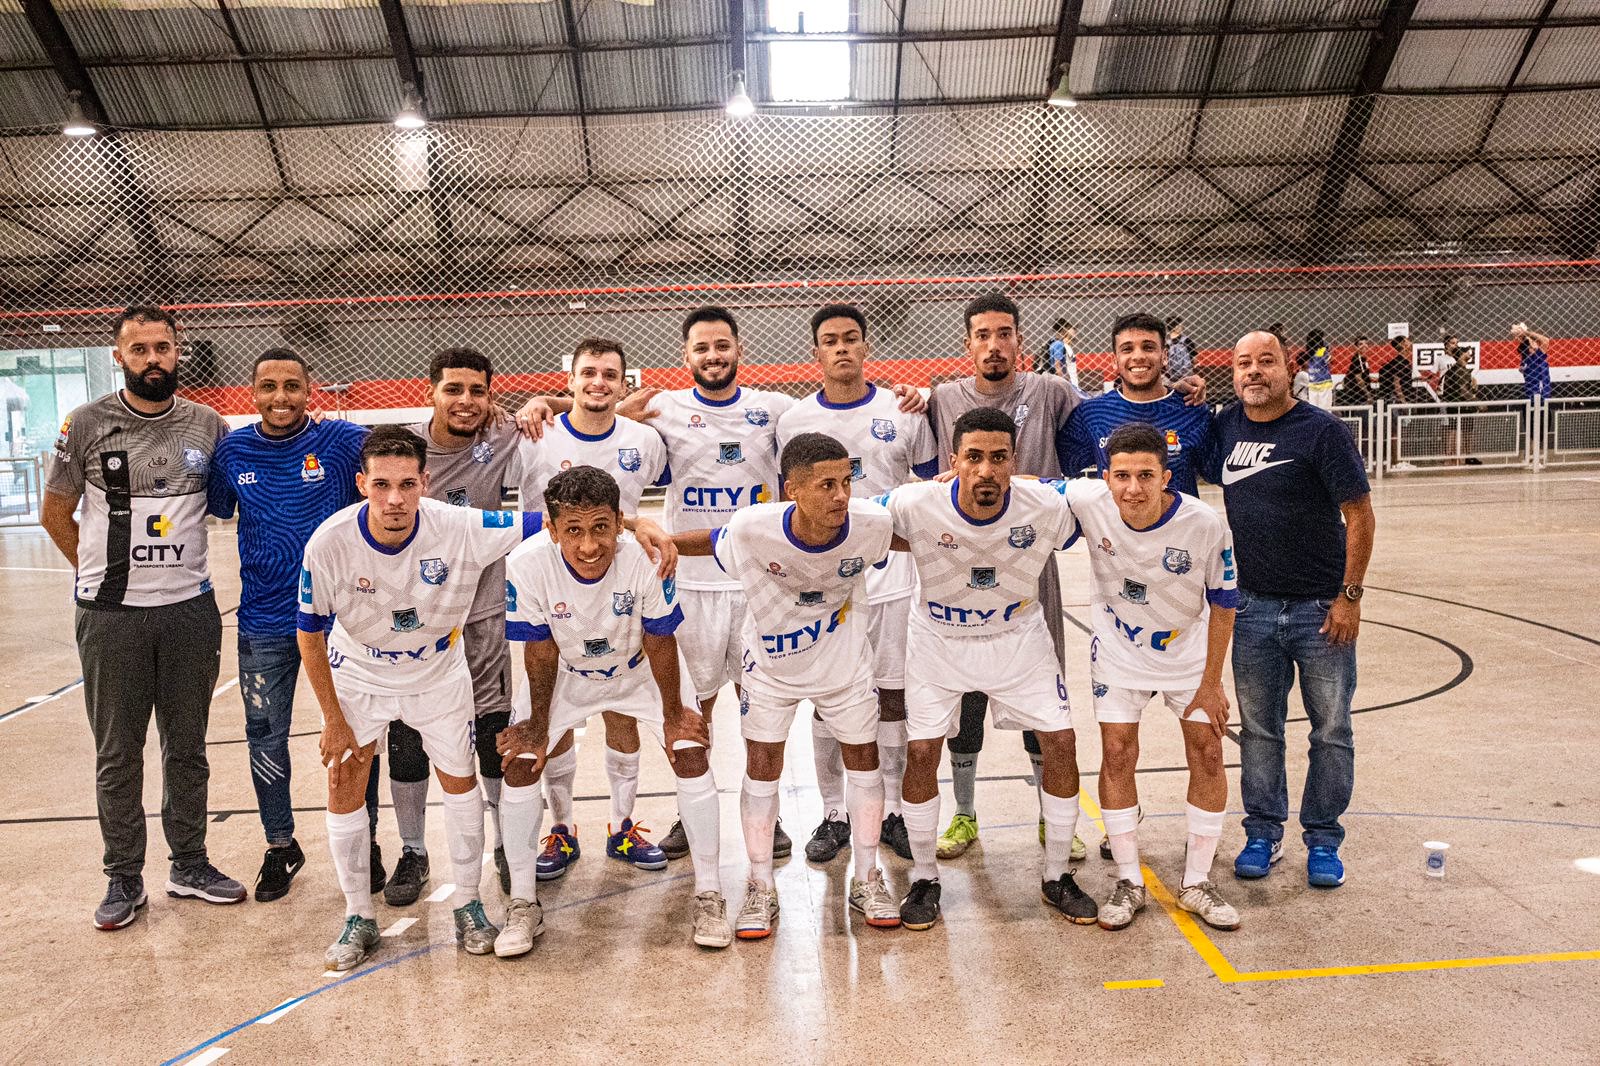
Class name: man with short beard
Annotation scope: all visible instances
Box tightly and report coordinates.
[41,305,246,929]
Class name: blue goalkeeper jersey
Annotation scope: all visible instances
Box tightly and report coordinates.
[1055,388,1213,495]
[209,417,369,635]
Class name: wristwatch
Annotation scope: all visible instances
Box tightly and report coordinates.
[1341,583,1364,602]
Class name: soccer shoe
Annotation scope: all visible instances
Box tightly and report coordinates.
[693,891,733,949]
[606,820,669,871]
[494,898,545,958]
[369,841,387,895]
[1100,806,1145,860]
[735,880,779,940]
[1039,819,1088,861]
[536,824,580,881]
[879,812,913,861]
[1233,837,1283,880]
[94,874,146,930]
[1097,879,1147,931]
[166,862,247,905]
[254,840,305,903]
[1307,845,1346,888]
[1177,881,1241,930]
[1042,871,1098,924]
[384,846,430,905]
[453,899,500,955]
[494,846,511,896]
[804,815,852,863]
[936,813,978,859]
[848,870,902,928]
[773,819,793,860]
[900,878,942,931]
[324,915,380,972]
[659,819,691,861]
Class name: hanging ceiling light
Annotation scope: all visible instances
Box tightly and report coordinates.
[62,91,96,137]
[726,71,755,119]
[1047,68,1077,109]
[394,85,427,131]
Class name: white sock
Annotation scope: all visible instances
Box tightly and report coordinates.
[812,716,846,822]
[901,795,940,884]
[605,746,641,828]
[741,775,780,888]
[1039,790,1080,880]
[543,747,577,828]
[950,753,978,819]
[1184,803,1226,889]
[1102,804,1143,886]
[326,808,374,919]
[440,787,486,907]
[675,769,722,895]
[480,775,503,850]
[499,782,543,902]
[877,720,907,818]
[1029,751,1047,813]
[844,767,885,882]
[391,778,430,854]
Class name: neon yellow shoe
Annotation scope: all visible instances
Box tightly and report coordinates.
[1037,817,1088,861]
[936,813,979,859]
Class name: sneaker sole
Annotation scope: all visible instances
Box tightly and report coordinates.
[609,854,669,871]
[93,892,148,930]
[863,914,902,929]
[901,914,939,932]
[936,840,973,859]
[1308,874,1345,888]
[735,925,774,940]
[661,845,691,861]
[324,953,372,972]
[165,881,246,905]
[694,931,733,949]
[535,866,571,882]
[1041,890,1099,925]
[1097,911,1140,931]
[459,938,498,956]
[773,846,792,860]
[804,846,844,863]
[1234,852,1283,880]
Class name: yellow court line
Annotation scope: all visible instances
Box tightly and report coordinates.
[1226,949,1600,983]
[1103,979,1165,990]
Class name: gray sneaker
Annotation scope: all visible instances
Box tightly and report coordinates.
[94,874,147,930]
[659,819,691,861]
[324,915,380,971]
[1097,878,1147,931]
[165,862,247,904]
[453,899,500,955]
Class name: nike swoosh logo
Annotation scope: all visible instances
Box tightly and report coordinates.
[1221,459,1294,485]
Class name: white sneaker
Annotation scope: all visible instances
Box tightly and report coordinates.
[848,869,902,928]
[692,890,733,949]
[735,879,779,940]
[1097,879,1147,931]
[1178,880,1241,930]
[494,898,544,957]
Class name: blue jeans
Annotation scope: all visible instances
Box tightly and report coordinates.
[1231,593,1357,849]
[238,633,379,846]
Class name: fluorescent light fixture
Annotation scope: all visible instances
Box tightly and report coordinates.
[395,86,426,131]
[726,72,756,118]
[62,93,96,137]
[1047,69,1077,109]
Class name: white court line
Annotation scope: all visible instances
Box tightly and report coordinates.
[425,882,456,903]
[255,999,301,1025]
[321,969,343,979]
[184,1048,230,1065]
[0,565,72,572]
[212,677,239,699]
[380,916,416,938]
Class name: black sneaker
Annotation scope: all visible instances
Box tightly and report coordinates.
[773,819,792,860]
[804,814,852,863]
[254,840,306,903]
[370,841,387,894]
[901,878,942,931]
[494,846,511,895]
[94,874,146,930]
[384,846,430,906]
[1099,836,1113,861]
[166,861,247,904]
[879,812,913,861]
[1042,871,1098,924]
[659,819,691,861]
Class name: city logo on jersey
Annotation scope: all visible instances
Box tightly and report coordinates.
[837,556,865,578]
[552,601,572,619]
[1098,537,1116,556]
[1162,547,1192,575]
[391,607,422,632]
[1008,524,1037,550]
[744,407,769,427]
[682,483,767,508]
[849,457,865,481]
[768,561,787,577]
[717,442,744,465]
[688,414,706,429]
[301,453,324,482]
[1164,429,1181,455]
[1013,403,1031,429]
[356,577,376,595]
[938,532,958,550]
[472,441,493,464]
[1092,681,1109,699]
[1220,547,1235,582]
[583,637,613,658]
[145,514,173,537]
[481,510,514,528]
[1120,579,1148,605]
[968,567,998,590]
[662,577,676,604]
[446,487,469,507]
[1152,629,1179,651]
[505,581,517,612]
[798,590,824,606]
[871,418,896,442]
[182,447,208,474]
[761,601,851,656]
[617,448,642,472]
[420,558,449,586]
[612,591,635,616]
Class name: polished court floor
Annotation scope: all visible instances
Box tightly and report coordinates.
[1,471,1598,1065]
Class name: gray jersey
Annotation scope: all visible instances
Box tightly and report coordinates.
[408,418,524,623]
[47,392,229,608]
[927,373,1081,478]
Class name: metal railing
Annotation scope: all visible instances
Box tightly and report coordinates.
[0,456,44,526]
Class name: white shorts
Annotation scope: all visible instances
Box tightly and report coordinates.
[337,671,475,778]
[904,618,1073,742]
[510,649,697,745]
[677,587,745,702]
[867,594,910,689]
[740,668,879,746]
[1092,682,1203,725]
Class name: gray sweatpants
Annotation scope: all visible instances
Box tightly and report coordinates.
[76,591,222,877]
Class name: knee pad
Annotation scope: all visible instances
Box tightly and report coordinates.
[1022,729,1041,756]
[948,691,989,754]
[475,710,511,779]
[386,721,432,783]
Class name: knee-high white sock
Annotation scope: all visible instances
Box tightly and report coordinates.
[1102,804,1143,886]
[1029,751,1047,813]
[1040,790,1080,880]
[543,748,577,828]
[605,746,641,827]
[499,782,543,902]
[1184,803,1226,889]
[326,808,374,919]
[391,778,430,854]
[440,787,486,907]
[741,775,780,888]
[950,752,978,819]
[877,721,907,818]
[844,767,885,882]
[480,775,503,849]
[812,716,846,822]
[675,769,722,895]
[901,795,940,884]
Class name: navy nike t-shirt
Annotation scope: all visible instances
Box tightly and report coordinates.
[1198,402,1370,599]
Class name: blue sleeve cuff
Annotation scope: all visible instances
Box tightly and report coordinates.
[709,526,727,572]
[522,511,543,537]
[506,620,552,642]
[1059,527,1081,551]
[872,555,890,570]
[911,458,939,479]
[642,603,684,636]
[296,611,331,633]
[1207,588,1240,609]
[653,460,672,488]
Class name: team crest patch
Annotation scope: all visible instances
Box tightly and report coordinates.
[472,441,493,463]
[1092,682,1108,698]
[505,581,517,612]
[744,407,769,427]
[481,510,514,528]
[849,457,864,481]
[301,453,324,482]
[612,591,635,616]
[718,441,744,465]
[798,591,824,606]
[837,556,865,578]
[446,487,469,507]
[1164,429,1181,454]
[1008,524,1037,549]
[182,447,207,473]
[420,558,449,586]
[617,448,642,472]
[968,567,998,590]
[1121,579,1148,605]
[870,418,896,442]
[1162,548,1192,575]
[391,607,422,632]
[583,637,612,658]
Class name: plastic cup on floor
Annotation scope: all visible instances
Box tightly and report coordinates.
[1424,840,1449,878]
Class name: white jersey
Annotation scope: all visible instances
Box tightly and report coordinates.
[515,413,667,517]
[647,386,794,592]
[776,384,938,604]
[298,498,542,695]
[711,499,892,693]
[1056,480,1238,690]
[882,478,1076,638]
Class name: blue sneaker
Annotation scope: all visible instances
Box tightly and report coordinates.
[606,819,668,871]
[1307,845,1345,888]
[1233,837,1283,879]
[536,824,580,881]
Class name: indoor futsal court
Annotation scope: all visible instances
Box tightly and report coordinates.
[2,1,1599,1064]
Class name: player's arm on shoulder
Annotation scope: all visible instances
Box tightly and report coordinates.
[616,387,662,423]
[674,527,716,557]
[623,515,678,577]
[882,381,927,414]
[512,394,571,440]
[1171,372,1208,406]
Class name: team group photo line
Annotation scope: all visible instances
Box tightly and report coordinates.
[42,293,1375,968]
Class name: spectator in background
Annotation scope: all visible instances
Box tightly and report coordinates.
[1302,329,1334,411]
[1438,335,1482,465]
[1292,350,1310,402]
[1047,319,1080,390]
[1167,317,1197,380]
[1335,336,1374,407]
[1511,323,1553,402]
[1378,335,1412,405]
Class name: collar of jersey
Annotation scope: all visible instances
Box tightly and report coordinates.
[250,417,313,444]
[561,553,612,585]
[950,479,1010,526]
[691,386,742,408]
[816,383,876,411]
[1122,492,1181,533]
[560,412,615,442]
[1109,387,1174,406]
[115,391,176,421]
[782,503,850,553]
[357,503,422,556]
